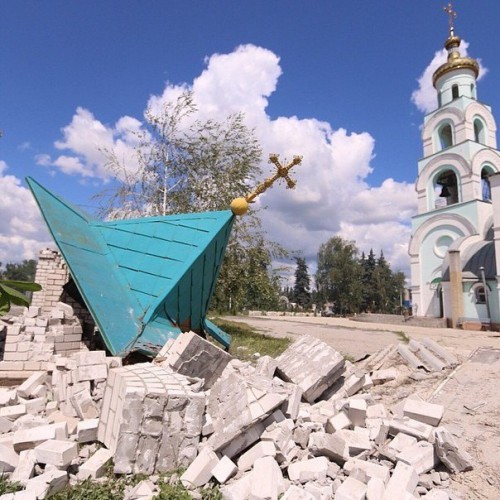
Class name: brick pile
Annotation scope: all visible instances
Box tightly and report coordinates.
[0,324,473,499]
[0,303,88,378]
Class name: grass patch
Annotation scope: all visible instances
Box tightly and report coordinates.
[0,475,22,495]
[393,330,410,343]
[50,470,221,500]
[212,318,291,361]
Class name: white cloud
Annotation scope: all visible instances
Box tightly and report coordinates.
[411,40,488,114]
[43,44,415,277]
[0,162,53,264]
[41,107,144,180]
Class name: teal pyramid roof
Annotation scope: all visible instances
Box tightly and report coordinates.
[27,177,234,355]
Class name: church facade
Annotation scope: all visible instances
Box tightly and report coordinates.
[409,21,500,330]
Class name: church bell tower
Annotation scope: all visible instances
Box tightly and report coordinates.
[409,4,500,325]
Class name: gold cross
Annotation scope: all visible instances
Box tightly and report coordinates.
[443,3,457,35]
[245,153,302,202]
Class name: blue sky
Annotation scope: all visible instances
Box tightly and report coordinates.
[1,1,499,279]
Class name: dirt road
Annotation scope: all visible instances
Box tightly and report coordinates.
[226,314,500,359]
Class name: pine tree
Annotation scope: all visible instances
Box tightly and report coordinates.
[293,257,311,308]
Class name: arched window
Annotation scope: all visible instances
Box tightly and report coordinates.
[434,169,459,208]
[470,84,476,99]
[481,168,492,201]
[474,119,486,144]
[452,85,459,99]
[475,286,486,304]
[437,92,442,108]
[438,123,453,150]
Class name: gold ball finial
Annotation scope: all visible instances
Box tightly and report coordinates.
[230,197,249,216]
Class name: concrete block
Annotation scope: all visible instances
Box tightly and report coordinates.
[47,412,79,436]
[249,456,285,500]
[434,427,473,473]
[26,468,68,497]
[211,455,237,484]
[162,330,232,388]
[0,443,19,472]
[23,397,46,415]
[78,448,114,480]
[34,439,78,467]
[276,336,345,403]
[348,399,367,427]
[288,456,329,483]
[237,440,276,471]
[366,477,385,500]
[386,432,417,458]
[180,446,219,489]
[0,404,27,421]
[308,431,349,463]
[326,412,352,433]
[70,388,99,419]
[397,441,437,474]
[220,473,253,500]
[77,363,108,382]
[366,404,387,420]
[0,415,13,433]
[10,450,36,485]
[76,418,99,443]
[16,372,47,398]
[334,476,367,500]
[384,418,434,442]
[344,458,390,484]
[0,389,17,406]
[335,429,372,457]
[382,462,418,500]
[403,399,444,427]
[13,422,68,452]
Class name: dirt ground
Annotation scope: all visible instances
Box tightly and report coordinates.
[228,315,500,499]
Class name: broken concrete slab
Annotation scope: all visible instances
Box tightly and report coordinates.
[288,456,329,483]
[207,372,289,453]
[434,427,474,473]
[276,336,345,403]
[157,330,232,389]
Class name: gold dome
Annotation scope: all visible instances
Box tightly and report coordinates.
[432,33,479,87]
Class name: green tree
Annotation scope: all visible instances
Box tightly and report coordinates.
[293,257,311,308]
[315,236,363,315]
[0,260,37,282]
[97,91,281,313]
[372,251,406,313]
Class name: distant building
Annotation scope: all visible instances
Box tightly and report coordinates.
[409,18,500,330]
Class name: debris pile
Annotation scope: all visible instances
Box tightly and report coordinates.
[0,306,474,499]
